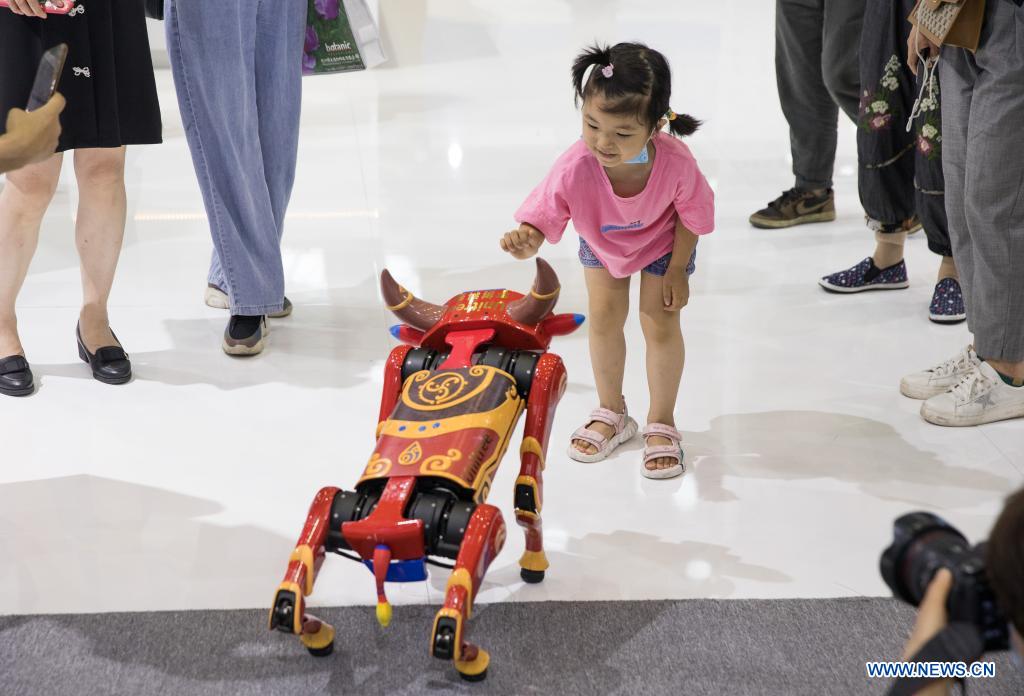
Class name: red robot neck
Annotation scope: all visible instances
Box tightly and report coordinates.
[438,328,496,369]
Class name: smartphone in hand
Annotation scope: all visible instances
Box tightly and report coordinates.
[27,43,68,111]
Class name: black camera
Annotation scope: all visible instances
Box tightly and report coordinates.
[880,511,1009,652]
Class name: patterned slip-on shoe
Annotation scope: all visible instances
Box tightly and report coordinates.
[928,277,967,324]
[749,187,836,229]
[818,257,909,293]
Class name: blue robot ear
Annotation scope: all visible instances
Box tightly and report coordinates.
[389,325,402,338]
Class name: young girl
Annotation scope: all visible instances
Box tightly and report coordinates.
[500,42,715,479]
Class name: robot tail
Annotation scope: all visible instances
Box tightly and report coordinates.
[373,544,393,627]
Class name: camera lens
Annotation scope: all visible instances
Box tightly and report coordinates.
[880,512,1011,653]
[880,512,970,605]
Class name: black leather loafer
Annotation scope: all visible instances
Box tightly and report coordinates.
[77,324,132,385]
[0,355,34,396]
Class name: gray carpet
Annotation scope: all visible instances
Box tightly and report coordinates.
[1,599,1022,695]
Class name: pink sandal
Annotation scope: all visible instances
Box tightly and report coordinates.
[640,424,685,479]
[567,403,638,463]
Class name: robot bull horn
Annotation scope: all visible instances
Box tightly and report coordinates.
[381,258,562,331]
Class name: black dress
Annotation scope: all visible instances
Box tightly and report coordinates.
[0,0,161,151]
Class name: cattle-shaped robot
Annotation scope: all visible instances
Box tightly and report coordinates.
[269,259,582,681]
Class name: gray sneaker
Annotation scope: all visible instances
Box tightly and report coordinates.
[205,284,292,318]
[223,315,268,356]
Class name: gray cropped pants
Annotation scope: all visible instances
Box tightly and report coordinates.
[940,1,1024,361]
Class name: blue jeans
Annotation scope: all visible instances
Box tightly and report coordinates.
[166,0,305,315]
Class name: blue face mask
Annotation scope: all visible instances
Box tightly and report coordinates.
[624,145,649,164]
[624,134,654,164]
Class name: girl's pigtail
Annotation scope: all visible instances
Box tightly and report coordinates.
[571,43,613,102]
[667,113,701,137]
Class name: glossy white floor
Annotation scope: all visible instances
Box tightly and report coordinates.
[1,2,1021,617]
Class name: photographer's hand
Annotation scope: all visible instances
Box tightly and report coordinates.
[902,568,955,695]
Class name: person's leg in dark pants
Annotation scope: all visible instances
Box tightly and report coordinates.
[820,0,911,294]
[821,0,863,123]
[751,0,863,229]
[912,60,962,324]
[855,0,916,233]
[820,0,961,323]
[777,0,838,191]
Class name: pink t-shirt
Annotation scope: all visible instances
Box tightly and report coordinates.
[515,133,715,278]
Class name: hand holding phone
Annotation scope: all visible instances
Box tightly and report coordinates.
[1,93,64,172]
[0,1,75,17]
[27,43,68,111]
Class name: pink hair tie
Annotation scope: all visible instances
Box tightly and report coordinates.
[601,64,614,78]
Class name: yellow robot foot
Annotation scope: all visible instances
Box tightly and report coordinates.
[299,621,335,657]
[456,647,490,682]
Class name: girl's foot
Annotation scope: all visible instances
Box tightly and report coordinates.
[644,435,677,470]
[568,403,638,462]
[641,424,684,479]
[572,417,614,455]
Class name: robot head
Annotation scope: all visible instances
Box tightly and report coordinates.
[380,259,582,351]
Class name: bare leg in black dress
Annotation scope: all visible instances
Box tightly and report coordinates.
[0,146,127,357]
[0,154,62,358]
[73,146,126,352]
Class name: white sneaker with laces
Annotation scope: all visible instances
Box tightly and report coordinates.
[920,362,1024,427]
[204,284,293,318]
[900,345,981,400]
[204,284,230,310]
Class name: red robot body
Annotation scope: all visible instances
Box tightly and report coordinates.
[269,259,582,681]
